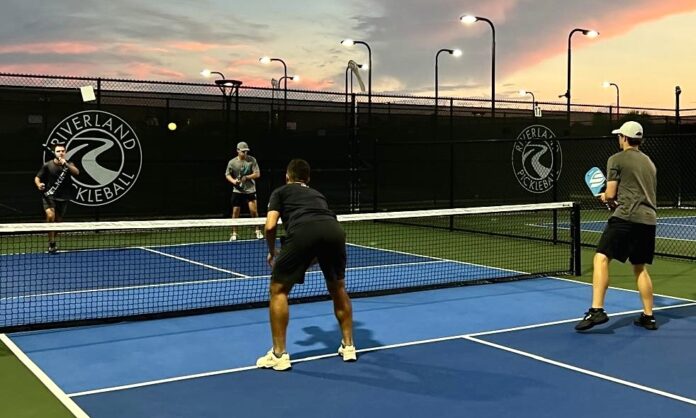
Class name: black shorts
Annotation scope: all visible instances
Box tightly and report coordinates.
[271,220,346,285]
[597,217,656,264]
[42,197,69,217]
[231,192,257,207]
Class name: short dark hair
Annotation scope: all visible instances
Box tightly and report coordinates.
[52,143,65,151]
[287,159,310,182]
[626,136,642,146]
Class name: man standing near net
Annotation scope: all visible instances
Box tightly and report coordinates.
[34,143,80,254]
[225,141,263,240]
[256,158,356,371]
[575,121,658,332]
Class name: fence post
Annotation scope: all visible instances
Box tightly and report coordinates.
[571,203,581,275]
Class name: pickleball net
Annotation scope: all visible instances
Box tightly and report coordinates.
[0,201,580,331]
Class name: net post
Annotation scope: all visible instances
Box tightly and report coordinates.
[570,202,582,275]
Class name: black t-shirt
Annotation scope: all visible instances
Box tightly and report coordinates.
[267,183,337,235]
[36,160,73,201]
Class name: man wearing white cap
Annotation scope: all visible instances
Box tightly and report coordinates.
[576,121,658,331]
[225,141,263,240]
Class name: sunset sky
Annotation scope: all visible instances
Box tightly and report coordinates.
[1,0,695,109]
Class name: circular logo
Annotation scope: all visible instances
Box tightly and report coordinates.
[44,110,142,206]
[511,125,561,194]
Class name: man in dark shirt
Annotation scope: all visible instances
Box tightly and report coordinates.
[34,144,80,253]
[575,121,658,331]
[256,159,356,371]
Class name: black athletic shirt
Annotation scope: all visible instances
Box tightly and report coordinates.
[267,183,337,235]
[36,160,73,201]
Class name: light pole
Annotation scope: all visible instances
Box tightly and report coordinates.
[200,69,242,143]
[518,89,536,116]
[435,48,462,117]
[602,81,620,122]
[260,56,288,115]
[341,39,372,119]
[561,28,599,128]
[460,15,495,118]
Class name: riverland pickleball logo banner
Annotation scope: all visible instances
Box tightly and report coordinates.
[44,110,142,206]
[511,125,561,194]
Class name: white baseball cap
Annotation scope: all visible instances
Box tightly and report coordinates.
[611,121,643,139]
[236,141,250,151]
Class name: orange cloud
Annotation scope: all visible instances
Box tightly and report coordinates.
[0,42,99,54]
[502,1,696,76]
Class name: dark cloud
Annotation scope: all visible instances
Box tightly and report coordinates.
[0,0,269,45]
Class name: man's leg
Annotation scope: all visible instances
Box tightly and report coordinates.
[269,280,293,355]
[575,252,611,331]
[248,199,262,238]
[257,280,294,370]
[591,252,611,309]
[45,208,56,250]
[633,264,654,316]
[230,206,241,238]
[326,278,354,347]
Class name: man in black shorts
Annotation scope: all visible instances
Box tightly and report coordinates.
[34,143,80,254]
[256,159,356,371]
[575,121,658,331]
[225,141,262,240]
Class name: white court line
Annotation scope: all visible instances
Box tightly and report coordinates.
[1,334,91,417]
[139,247,250,278]
[463,335,696,406]
[65,302,696,398]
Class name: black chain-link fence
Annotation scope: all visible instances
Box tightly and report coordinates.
[1,72,695,260]
[374,134,696,260]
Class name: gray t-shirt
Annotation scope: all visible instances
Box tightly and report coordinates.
[606,148,657,225]
[225,155,260,194]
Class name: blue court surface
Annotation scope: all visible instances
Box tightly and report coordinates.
[580,216,696,241]
[3,240,696,418]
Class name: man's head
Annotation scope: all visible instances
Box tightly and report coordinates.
[286,159,310,183]
[611,121,643,147]
[52,144,66,158]
[236,141,250,159]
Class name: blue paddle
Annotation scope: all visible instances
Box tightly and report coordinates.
[584,167,606,197]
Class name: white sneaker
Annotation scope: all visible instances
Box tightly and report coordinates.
[229,233,237,241]
[255,230,264,239]
[256,349,291,371]
[338,343,357,362]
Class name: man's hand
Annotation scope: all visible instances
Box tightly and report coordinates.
[267,249,279,267]
[598,193,617,209]
[37,182,45,191]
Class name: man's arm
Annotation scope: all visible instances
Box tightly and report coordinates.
[243,158,261,182]
[265,210,281,265]
[66,161,79,176]
[34,176,45,191]
[225,161,240,185]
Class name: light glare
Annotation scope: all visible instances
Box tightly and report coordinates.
[259,56,271,64]
[341,39,355,46]
[452,49,462,57]
[460,15,477,24]
[200,69,211,77]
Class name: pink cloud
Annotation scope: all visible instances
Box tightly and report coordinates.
[167,42,220,52]
[0,42,99,54]
[116,63,186,80]
[113,43,170,55]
